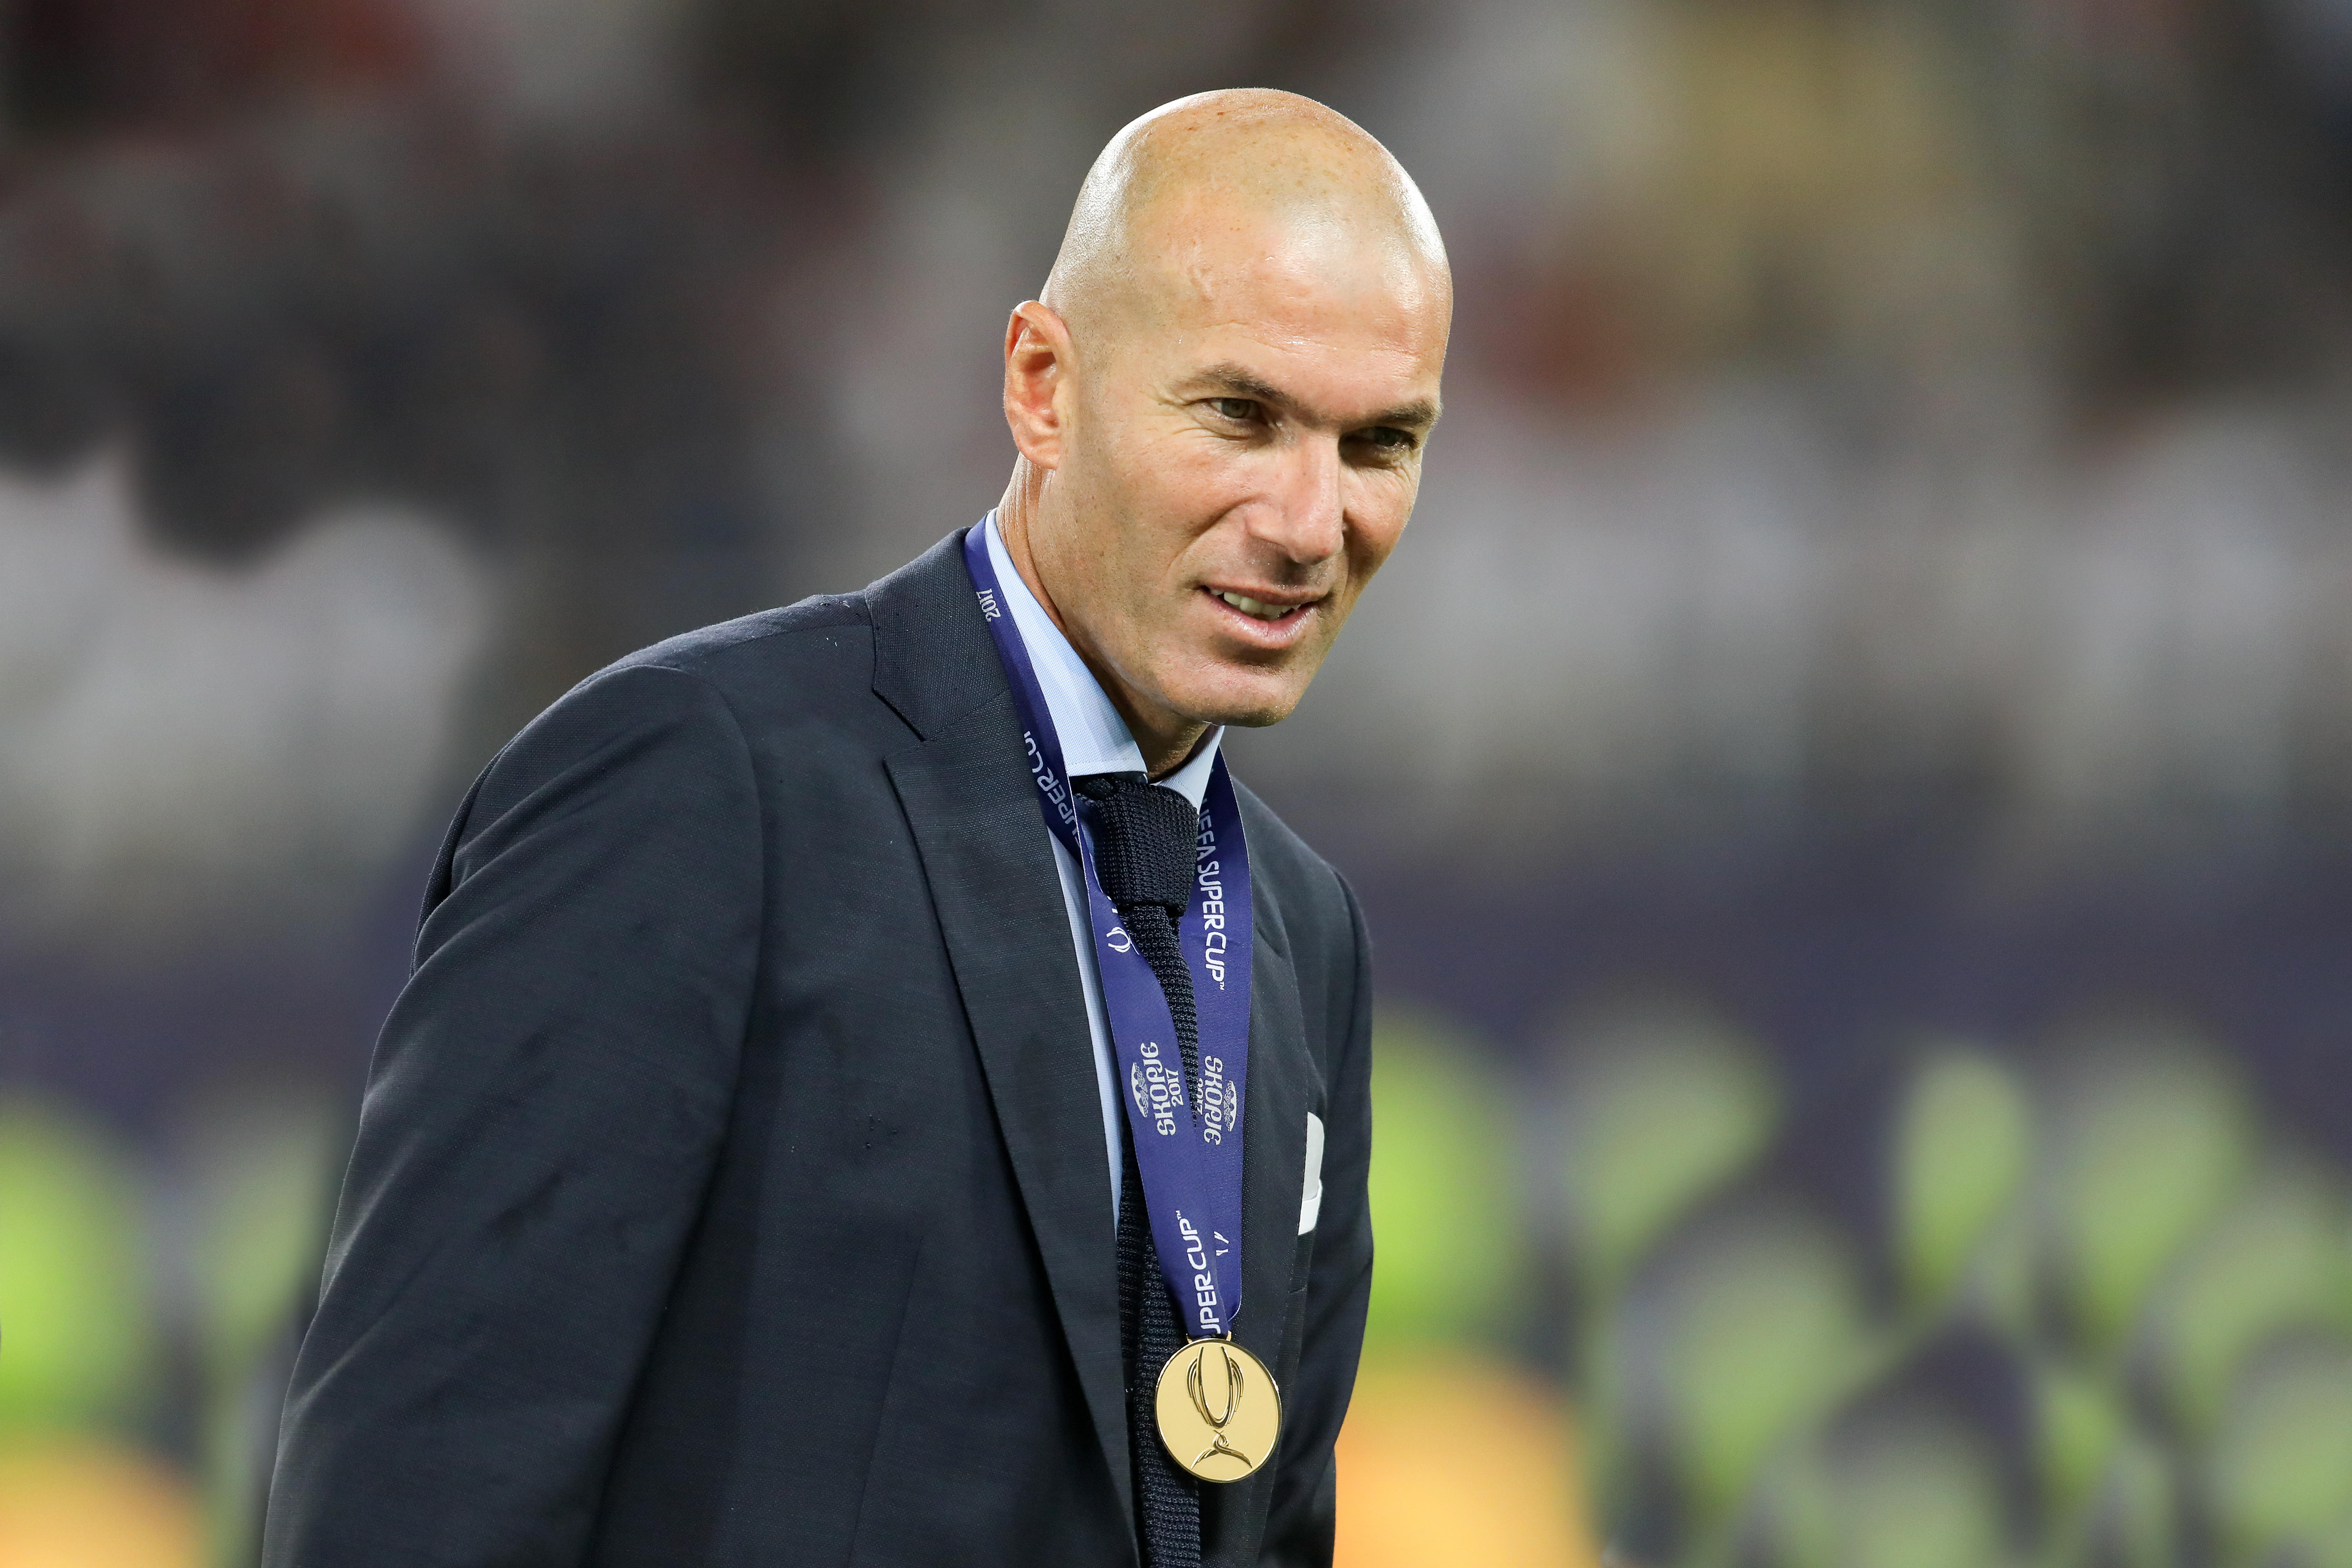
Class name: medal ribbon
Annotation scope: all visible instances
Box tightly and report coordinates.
[964,522,1254,1339]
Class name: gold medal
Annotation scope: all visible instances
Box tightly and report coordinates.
[1154,1338,1281,1483]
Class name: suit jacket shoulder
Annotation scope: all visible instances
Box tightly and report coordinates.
[1231,779,1354,947]
[605,592,869,690]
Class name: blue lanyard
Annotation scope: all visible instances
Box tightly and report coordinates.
[964,523,1255,1337]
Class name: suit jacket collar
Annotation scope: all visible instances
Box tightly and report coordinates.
[866,528,1004,741]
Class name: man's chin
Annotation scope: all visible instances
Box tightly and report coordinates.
[1168,669,1311,732]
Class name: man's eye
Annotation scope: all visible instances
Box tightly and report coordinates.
[1209,398,1259,422]
[1359,427,1415,451]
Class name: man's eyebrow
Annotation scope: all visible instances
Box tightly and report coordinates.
[1366,397,1441,431]
[1189,363,1441,432]
[1194,365,1289,404]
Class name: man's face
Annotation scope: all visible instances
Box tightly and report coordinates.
[1030,212,1448,738]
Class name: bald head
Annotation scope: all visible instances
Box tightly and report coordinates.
[997,89,1450,775]
[1042,89,1450,348]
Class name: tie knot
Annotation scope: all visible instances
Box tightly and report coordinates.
[1074,773,1198,917]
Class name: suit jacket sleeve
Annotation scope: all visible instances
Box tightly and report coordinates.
[262,663,763,1568]
[1259,874,1377,1566]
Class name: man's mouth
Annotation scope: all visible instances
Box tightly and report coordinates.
[1208,587,1315,623]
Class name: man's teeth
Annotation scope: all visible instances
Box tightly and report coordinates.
[1217,590,1289,620]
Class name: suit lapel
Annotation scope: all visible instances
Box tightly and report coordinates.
[867,532,1318,1537]
[1205,827,1314,1559]
[871,535,1134,1519]
[1231,864,1311,1380]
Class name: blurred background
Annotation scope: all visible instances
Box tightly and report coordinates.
[4,0,2352,1563]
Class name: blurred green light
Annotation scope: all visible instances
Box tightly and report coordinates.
[0,1095,154,1432]
[1363,1007,1521,1351]
[1892,1049,2029,1317]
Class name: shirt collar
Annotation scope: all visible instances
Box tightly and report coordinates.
[982,512,1224,808]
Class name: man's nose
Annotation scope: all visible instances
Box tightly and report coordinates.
[1252,434,1345,565]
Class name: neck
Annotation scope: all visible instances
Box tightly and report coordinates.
[996,471,1209,779]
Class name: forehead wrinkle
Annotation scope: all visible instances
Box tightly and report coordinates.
[1137,231,1451,400]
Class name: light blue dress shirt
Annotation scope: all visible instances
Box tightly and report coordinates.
[981,512,1224,1217]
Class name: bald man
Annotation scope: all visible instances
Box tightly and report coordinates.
[263,91,1450,1568]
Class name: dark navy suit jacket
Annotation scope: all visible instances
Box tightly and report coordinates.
[261,531,1376,1567]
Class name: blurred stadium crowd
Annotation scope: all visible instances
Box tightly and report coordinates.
[4,0,2352,1564]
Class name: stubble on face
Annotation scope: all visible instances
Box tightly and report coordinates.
[1000,90,1452,774]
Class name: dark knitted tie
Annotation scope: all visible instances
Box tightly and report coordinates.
[1076,772,1202,1568]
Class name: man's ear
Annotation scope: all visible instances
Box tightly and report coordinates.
[1003,300,1074,469]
